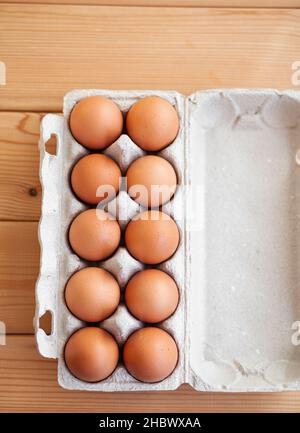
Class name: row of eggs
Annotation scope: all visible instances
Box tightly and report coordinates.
[71,153,178,208]
[69,94,179,152]
[64,95,181,384]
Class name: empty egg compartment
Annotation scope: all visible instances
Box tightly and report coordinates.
[187,89,300,391]
[36,89,186,391]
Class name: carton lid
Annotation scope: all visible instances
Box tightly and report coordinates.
[187,90,300,391]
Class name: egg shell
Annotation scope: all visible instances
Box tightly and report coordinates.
[71,153,122,205]
[64,327,119,382]
[65,267,120,322]
[125,269,179,323]
[126,155,177,208]
[69,95,123,150]
[69,209,121,261]
[126,96,179,151]
[125,210,180,264]
[123,327,178,383]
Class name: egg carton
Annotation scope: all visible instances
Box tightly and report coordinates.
[36,89,300,392]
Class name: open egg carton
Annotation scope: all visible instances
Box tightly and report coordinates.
[36,88,300,392]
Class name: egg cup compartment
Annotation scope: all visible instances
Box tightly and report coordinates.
[36,88,300,392]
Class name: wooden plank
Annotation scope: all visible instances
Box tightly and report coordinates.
[0,222,40,334]
[0,5,299,111]
[0,335,299,412]
[0,112,42,221]
[1,1,300,8]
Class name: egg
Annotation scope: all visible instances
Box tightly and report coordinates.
[123,327,178,383]
[126,96,179,151]
[125,210,179,264]
[126,155,177,207]
[69,209,121,261]
[69,96,123,150]
[65,327,119,382]
[71,154,121,205]
[125,269,179,323]
[65,267,120,322]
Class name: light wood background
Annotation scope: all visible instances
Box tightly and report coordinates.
[1,0,300,413]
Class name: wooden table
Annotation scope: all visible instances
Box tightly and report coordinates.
[1,0,300,413]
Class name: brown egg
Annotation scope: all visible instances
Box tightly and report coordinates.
[126,96,179,151]
[65,267,120,322]
[125,210,179,264]
[65,327,119,382]
[123,327,178,383]
[125,269,179,323]
[71,154,121,205]
[69,209,121,261]
[126,155,177,208]
[69,96,123,150]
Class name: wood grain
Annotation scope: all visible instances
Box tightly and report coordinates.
[2,1,300,7]
[0,112,43,221]
[0,335,299,413]
[0,222,39,334]
[0,5,299,111]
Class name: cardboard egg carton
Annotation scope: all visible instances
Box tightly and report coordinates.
[36,89,300,392]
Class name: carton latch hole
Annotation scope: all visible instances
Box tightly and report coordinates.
[45,133,57,156]
[39,310,53,336]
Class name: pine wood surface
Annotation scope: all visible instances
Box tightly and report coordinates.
[0,0,300,413]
